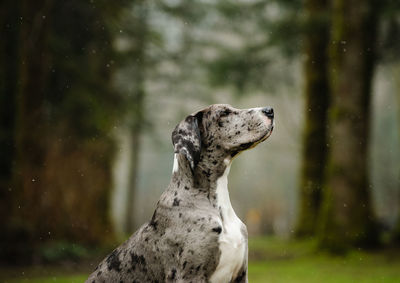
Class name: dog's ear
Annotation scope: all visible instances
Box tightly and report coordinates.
[172,112,203,172]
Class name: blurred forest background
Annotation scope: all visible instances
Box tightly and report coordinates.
[1,0,400,281]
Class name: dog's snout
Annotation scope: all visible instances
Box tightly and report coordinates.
[262,107,274,119]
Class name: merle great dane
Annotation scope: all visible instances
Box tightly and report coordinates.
[87,104,274,283]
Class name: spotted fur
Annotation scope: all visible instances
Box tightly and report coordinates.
[86,104,274,283]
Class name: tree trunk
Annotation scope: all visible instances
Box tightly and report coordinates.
[5,0,121,261]
[318,0,380,252]
[295,0,330,237]
[0,0,20,259]
[10,0,52,261]
[124,2,148,234]
[393,64,400,243]
[125,92,145,234]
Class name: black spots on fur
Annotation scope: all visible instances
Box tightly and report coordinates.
[174,191,178,196]
[212,160,218,165]
[235,270,246,282]
[178,129,188,136]
[216,145,221,149]
[195,110,204,125]
[187,228,192,233]
[202,170,211,178]
[188,264,200,275]
[130,253,146,271]
[183,139,200,164]
[235,131,241,135]
[179,212,182,218]
[172,116,201,171]
[173,198,181,206]
[212,226,222,234]
[220,109,232,117]
[168,268,177,280]
[183,261,187,269]
[184,186,189,190]
[150,211,158,230]
[218,121,224,127]
[106,250,122,272]
[177,181,181,187]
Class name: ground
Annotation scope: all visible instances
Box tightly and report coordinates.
[1,237,400,283]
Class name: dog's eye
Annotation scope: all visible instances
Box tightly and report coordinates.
[219,109,232,118]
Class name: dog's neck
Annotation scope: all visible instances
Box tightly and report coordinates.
[172,153,231,190]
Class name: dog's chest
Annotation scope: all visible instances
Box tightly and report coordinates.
[210,166,246,283]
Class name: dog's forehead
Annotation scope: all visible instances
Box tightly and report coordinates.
[192,104,234,117]
[209,104,233,110]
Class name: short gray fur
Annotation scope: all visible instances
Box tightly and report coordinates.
[86,104,274,283]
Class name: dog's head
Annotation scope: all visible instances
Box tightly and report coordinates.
[172,104,274,172]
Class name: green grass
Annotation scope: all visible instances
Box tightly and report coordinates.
[2,237,400,283]
[248,237,400,283]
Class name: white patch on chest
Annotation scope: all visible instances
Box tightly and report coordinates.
[210,163,246,283]
[172,153,179,173]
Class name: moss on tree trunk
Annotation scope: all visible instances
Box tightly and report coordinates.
[124,2,149,234]
[295,0,330,237]
[0,0,20,261]
[393,64,400,243]
[11,0,52,259]
[318,0,380,253]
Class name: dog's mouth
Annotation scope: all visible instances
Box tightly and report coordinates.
[237,122,274,152]
[230,118,274,158]
[257,117,274,142]
[256,123,274,144]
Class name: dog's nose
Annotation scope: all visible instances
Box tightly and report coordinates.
[262,107,274,119]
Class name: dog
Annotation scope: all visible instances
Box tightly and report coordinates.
[86,104,274,283]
